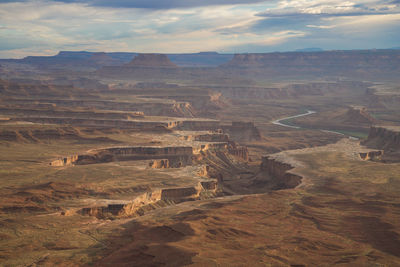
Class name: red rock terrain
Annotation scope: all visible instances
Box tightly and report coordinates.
[1,49,400,267]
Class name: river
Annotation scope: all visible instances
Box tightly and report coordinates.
[272,110,358,139]
[272,110,316,129]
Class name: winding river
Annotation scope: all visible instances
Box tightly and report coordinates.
[272,110,316,129]
[272,110,357,138]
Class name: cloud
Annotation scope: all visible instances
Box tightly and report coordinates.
[257,0,400,17]
[0,0,270,9]
[306,24,336,29]
[0,0,399,58]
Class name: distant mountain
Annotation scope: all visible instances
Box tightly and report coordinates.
[295,48,324,52]
[168,52,233,67]
[1,49,400,81]
[220,49,400,80]
[0,51,233,69]
[126,54,178,68]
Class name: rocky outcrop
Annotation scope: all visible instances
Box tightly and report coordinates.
[359,150,384,161]
[260,156,302,189]
[149,156,192,168]
[361,126,400,162]
[149,159,170,168]
[362,126,400,151]
[50,155,80,167]
[79,190,163,218]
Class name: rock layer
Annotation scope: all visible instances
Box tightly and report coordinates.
[78,181,217,219]
[50,146,193,166]
[260,156,302,189]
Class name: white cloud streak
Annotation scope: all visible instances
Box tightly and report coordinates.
[0,0,399,57]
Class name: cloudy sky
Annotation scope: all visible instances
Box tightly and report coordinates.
[0,0,399,58]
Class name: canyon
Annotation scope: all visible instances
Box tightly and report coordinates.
[0,50,400,266]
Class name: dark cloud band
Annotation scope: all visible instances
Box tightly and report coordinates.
[0,0,269,9]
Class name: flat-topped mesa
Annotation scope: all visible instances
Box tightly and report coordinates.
[361,126,400,162]
[126,54,178,68]
[78,181,218,219]
[223,51,400,69]
[260,156,302,189]
[50,146,194,166]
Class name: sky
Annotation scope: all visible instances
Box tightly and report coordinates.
[0,0,399,58]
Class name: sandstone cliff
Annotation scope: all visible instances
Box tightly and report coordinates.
[361,126,400,162]
[259,156,302,189]
[78,181,218,219]
[362,126,400,151]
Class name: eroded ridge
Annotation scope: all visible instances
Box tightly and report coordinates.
[50,146,194,167]
[260,156,302,189]
[78,181,218,219]
[49,132,255,219]
[361,126,400,162]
